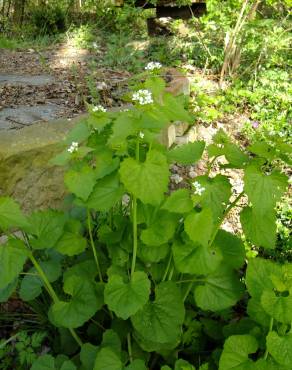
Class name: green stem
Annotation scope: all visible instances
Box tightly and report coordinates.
[168,267,174,281]
[87,209,103,282]
[183,282,195,302]
[131,196,138,279]
[29,254,83,347]
[131,139,140,279]
[207,156,219,176]
[208,191,244,247]
[264,317,274,360]
[162,253,172,282]
[127,333,133,363]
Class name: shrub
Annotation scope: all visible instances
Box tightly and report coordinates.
[0,67,291,369]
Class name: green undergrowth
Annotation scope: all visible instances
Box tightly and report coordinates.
[0,69,291,369]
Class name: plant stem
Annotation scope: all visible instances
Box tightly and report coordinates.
[131,196,138,279]
[208,191,244,247]
[162,253,172,282]
[183,282,195,302]
[127,333,133,363]
[264,317,274,360]
[87,209,103,282]
[131,139,140,279]
[29,254,83,347]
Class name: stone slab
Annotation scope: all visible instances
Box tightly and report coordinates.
[0,104,64,130]
[0,74,55,86]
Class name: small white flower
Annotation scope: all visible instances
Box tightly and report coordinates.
[145,61,162,71]
[132,89,153,105]
[139,131,145,139]
[278,131,285,137]
[171,174,183,184]
[92,105,107,113]
[122,194,131,207]
[92,42,98,49]
[67,141,79,153]
[192,181,205,196]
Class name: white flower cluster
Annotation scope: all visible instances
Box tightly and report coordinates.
[122,194,131,207]
[145,62,162,71]
[192,181,206,196]
[171,174,183,184]
[92,105,107,113]
[139,131,145,139]
[67,141,78,154]
[132,89,153,105]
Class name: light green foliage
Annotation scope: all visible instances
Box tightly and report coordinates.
[120,150,169,205]
[104,272,150,319]
[132,282,185,345]
[0,72,289,369]
[219,335,258,370]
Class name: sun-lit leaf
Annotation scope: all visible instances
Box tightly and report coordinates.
[119,150,169,205]
[64,165,97,201]
[0,239,27,289]
[167,141,205,165]
[161,189,193,214]
[184,208,213,247]
[0,197,29,231]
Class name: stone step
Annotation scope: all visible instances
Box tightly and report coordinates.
[0,104,64,130]
[0,74,55,86]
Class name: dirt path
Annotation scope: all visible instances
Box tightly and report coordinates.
[0,41,131,130]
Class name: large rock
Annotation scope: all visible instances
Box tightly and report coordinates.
[0,117,81,213]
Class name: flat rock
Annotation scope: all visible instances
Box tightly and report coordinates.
[0,104,63,130]
[0,74,55,86]
[0,116,83,212]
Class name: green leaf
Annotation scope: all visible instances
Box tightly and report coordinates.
[240,206,276,249]
[31,355,55,370]
[213,230,245,269]
[248,142,277,161]
[95,150,120,180]
[54,232,87,256]
[125,359,147,370]
[0,197,28,230]
[167,141,205,165]
[247,297,270,328]
[0,239,27,289]
[80,343,99,370]
[139,243,169,263]
[60,361,77,370]
[93,347,122,370]
[184,208,213,247]
[261,290,292,324]
[246,258,281,300]
[266,331,292,367]
[219,335,258,370]
[87,114,111,133]
[49,275,101,328]
[132,282,185,344]
[244,165,288,212]
[64,165,97,201]
[20,260,61,301]
[161,189,193,214]
[101,330,121,354]
[66,120,91,144]
[26,210,66,250]
[108,114,137,148]
[162,93,193,123]
[120,150,169,205]
[223,143,249,168]
[172,240,222,275]
[175,359,195,370]
[144,76,166,100]
[0,279,17,303]
[192,175,232,222]
[86,173,124,212]
[104,272,150,319]
[194,265,244,311]
[141,211,178,246]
